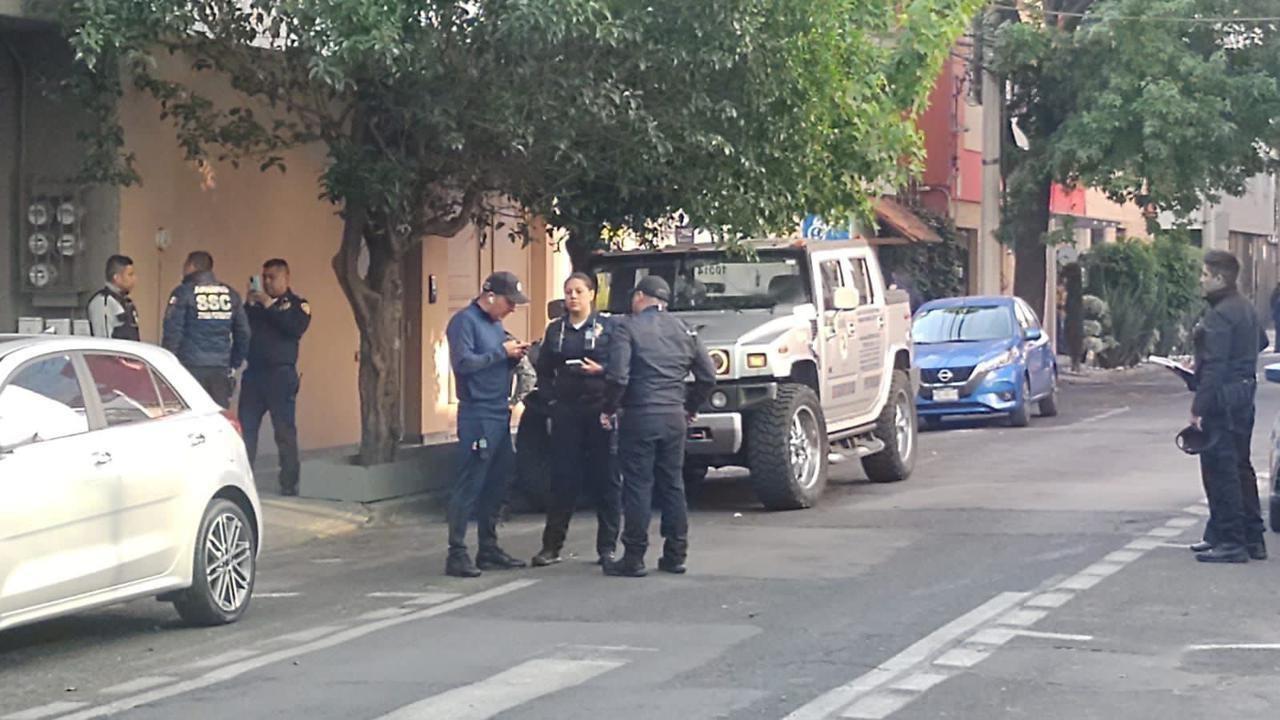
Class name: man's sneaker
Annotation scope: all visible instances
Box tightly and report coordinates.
[1195,544,1249,564]
[1248,540,1268,561]
[1189,541,1213,553]
[445,554,482,578]
[596,552,616,566]
[657,557,686,574]
[531,549,563,567]
[280,486,299,497]
[603,556,647,577]
[476,547,528,570]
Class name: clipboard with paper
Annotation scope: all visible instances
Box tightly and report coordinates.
[1146,355,1196,391]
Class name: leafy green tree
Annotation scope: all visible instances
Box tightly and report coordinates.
[991,0,1280,316]
[66,0,978,463]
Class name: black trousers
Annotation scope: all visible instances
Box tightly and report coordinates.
[240,365,301,492]
[1201,409,1265,547]
[447,414,515,555]
[617,409,689,563]
[540,404,621,557]
[189,366,234,409]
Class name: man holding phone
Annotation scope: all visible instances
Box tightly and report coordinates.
[443,271,531,577]
[241,258,311,496]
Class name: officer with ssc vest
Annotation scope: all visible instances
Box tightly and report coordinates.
[162,250,251,409]
[601,275,715,577]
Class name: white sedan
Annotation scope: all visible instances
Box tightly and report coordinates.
[0,335,262,632]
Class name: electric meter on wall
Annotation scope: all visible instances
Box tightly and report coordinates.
[21,187,87,295]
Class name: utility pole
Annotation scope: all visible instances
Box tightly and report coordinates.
[977,13,1003,296]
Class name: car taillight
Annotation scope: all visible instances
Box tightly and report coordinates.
[221,409,243,436]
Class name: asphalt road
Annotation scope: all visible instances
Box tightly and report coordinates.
[4,364,1280,720]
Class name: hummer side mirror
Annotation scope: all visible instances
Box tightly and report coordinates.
[547,299,565,320]
[832,287,859,311]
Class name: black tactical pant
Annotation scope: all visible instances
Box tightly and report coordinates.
[240,365,301,493]
[617,409,689,563]
[189,366,234,409]
[1201,408,1265,547]
[541,403,621,558]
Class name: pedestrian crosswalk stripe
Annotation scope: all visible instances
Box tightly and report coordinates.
[374,657,626,720]
[2,702,89,720]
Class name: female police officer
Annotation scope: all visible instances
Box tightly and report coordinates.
[531,272,622,567]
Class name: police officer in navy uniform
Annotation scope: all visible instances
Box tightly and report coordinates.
[87,254,141,340]
[602,276,715,577]
[1188,250,1268,563]
[162,250,251,408]
[531,272,622,567]
[444,271,532,578]
[241,258,311,497]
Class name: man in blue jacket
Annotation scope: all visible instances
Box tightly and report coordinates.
[444,271,531,578]
[162,250,251,408]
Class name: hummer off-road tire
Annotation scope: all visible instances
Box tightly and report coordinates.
[747,384,828,510]
[863,370,916,483]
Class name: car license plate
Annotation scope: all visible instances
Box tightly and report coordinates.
[934,388,959,402]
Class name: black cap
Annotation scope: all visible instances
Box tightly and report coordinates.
[1175,424,1218,455]
[482,271,529,304]
[634,275,672,303]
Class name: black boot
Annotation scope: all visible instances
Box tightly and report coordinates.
[531,548,563,567]
[1196,544,1249,563]
[1248,539,1268,560]
[476,547,528,570]
[445,553,482,578]
[657,556,686,574]
[603,555,647,577]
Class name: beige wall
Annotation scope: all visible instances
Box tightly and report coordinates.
[117,61,558,453]
[1083,189,1150,239]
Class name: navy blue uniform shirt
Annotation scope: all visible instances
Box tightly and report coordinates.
[246,289,311,368]
[162,271,251,369]
[535,312,613,409]
[447,300,517,419]
[604,306,716,416]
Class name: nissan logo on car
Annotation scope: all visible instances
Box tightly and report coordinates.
[937,368,954,383]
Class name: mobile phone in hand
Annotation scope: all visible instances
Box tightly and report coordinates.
[564,358,584,367]
[249,275,263,293]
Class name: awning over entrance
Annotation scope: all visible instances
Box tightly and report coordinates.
[871,196,942,245]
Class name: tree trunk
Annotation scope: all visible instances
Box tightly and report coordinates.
[332,201,407,466]
[1009,173,1054,319]
[565,224,602,272]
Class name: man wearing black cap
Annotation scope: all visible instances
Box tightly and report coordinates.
[443,271,532,577]
[1189,250,1267,564]
[601,275,716,577]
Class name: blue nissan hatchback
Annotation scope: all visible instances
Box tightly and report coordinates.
[913,296,1058,428]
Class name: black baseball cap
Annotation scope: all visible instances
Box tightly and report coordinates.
[1176,424,1218,455]
[634,275,672,303]
[483,271,529,304]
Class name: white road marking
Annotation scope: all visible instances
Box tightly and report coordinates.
[967,628,1018,646]
[1103,550,1144,564]
[997,609,1048,628]
[1165,517,1199,529]
[1147,527,1185,538]
[1025,592,1074,609]
[782,592,1028,720]
[53,580,539,720]
[100,677,175,695]
[1183,505,1211,516]
[887,672,949,693]
[841,692,916,720]
[405,592,464,606]
[373,657,625,720]
[252,592,301,598]
[184,649,260,670]
[1080,562,1125,578]
[310,558,344,564]
[1056,573,1103,591]
[1078,407,1130,424]
[357,608,414,621]
[1155,542,1193,549]
[1187,643,1280,651]
[1125,538,1164,550]
[1016,630,1093,642]
[1,703,89,720]
[932,647,989,668]
[275,625,348,644]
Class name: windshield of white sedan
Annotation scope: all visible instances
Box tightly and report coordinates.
[592,251,809,313]
[913,306,1013,344]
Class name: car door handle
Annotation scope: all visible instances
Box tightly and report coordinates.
[92,451,113,467]
[189,433,207,447]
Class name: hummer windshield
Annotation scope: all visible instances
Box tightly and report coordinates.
[590,250,810,313]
